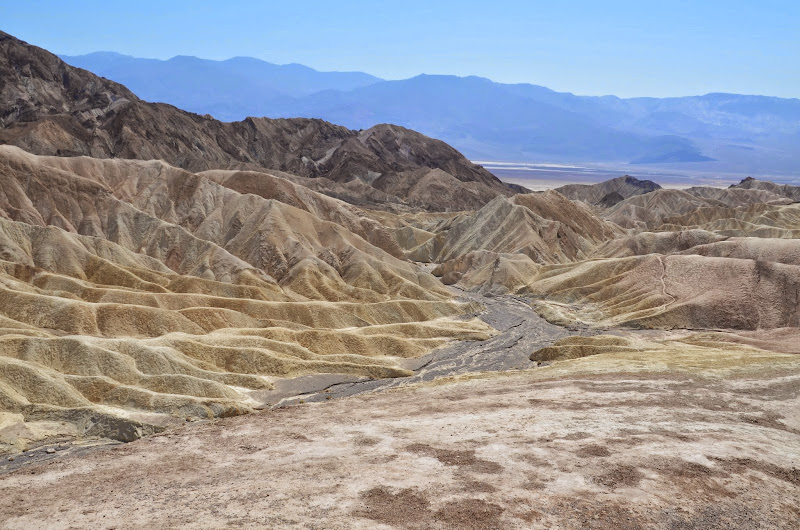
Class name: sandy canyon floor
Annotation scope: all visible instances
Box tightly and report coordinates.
[1,331,798,529]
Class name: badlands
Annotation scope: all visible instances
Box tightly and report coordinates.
[0,30,798,528]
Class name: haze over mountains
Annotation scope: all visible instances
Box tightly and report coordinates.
[62,51,800,175]
[59,52,381,119]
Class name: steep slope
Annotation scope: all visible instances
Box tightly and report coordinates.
[388,191,622,294]
[3,29,799,461]
[0,145,494,445]
[394,173,800,327]
[524,254,800,330]
[603,190,718,230]
[659,203,800,238]
[197,168,404,257]
[0,145,462,302]
[547,175,793,233]
[407,191,621,265]
[731,176,800,202]
[683,185,789,207]
[0,31,515,211]
[555,175,661,205]
[603,188,791,230]
[591,229,727,259]
[676,237,800,265]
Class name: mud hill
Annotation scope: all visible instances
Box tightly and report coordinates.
[401,179,800,331]
[523,254,800,329]
[602,187,792,230]
[0,31,516,211]
[732,176,800,202]
[408,192,618,262]
[0,145,494,444]
[555,175,661,206]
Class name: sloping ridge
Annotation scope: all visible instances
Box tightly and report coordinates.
[411,175,800,332]
[395,191,623,293]
[555,175,661,205]
[0,30,515,211]
[407,191,621,265]
[731,177,800,202]
[0,145,495,447]
[522,254,800,330]
[603,187,792,230]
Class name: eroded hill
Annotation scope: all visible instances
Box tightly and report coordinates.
[410,177,800,332]
[0,145,494,447]
[0,31,516,211]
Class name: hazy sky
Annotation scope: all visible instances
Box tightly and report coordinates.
[2,0,798,98]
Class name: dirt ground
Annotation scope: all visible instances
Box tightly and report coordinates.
[1,348,799,529]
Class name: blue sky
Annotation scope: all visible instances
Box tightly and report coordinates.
[2,0,798,98]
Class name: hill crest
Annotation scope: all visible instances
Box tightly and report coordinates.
[0,31,515,211]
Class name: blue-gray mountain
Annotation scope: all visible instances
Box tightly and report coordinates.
[62,53,800,174]
[59,52,380,118]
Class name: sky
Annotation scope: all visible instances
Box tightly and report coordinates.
[2,0,798,98]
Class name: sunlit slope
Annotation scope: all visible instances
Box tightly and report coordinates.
[403,179,800,331]
[0,146,492,445]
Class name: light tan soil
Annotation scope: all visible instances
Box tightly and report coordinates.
[1,348,798,529]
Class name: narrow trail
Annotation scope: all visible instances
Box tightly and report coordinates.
[263,288,601,407]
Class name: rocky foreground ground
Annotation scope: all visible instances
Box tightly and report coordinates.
[1,344,798,529]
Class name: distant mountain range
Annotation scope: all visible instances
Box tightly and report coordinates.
[59,52,381,119]
[0,32,514,212]
[61,52,800,174]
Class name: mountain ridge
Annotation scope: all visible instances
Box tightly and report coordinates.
[59,49,800,173]
[58,51,383,110]
[1,30,516,211]
[62,51,800,106]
